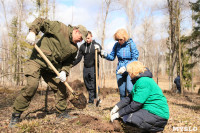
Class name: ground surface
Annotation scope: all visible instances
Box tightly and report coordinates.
[0,80,200,133]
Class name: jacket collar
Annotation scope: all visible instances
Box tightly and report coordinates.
[131,68,153,84]
[117,38,132,47]
[85,40,97,46]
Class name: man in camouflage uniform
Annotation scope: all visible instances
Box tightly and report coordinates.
[9,18,88,127]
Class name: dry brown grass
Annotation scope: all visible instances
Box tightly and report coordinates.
[0,80,200,133]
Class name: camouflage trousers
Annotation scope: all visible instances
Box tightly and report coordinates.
[13,60,68,113]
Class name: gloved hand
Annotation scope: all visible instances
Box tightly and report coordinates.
[110,105,119,115]
[26,31,36,45]
[94,44,100,52]
[110,112,120,122]
[117,66,126,74]
[100,50,108,58]
[56,71,66,82]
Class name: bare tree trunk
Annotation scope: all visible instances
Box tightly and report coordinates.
[17,0,21,86]
[156,52,160,84]
[176,0,183,95]
[53,0,55,20]
[191,11,195,91]
[122,0,140,38]
[168,0,172,90]
[16,0,25,86]
[71,0,74,24]
[1,42,5,86]
[37,0,42,17]
[0,0,10,38]
[167,0,177,90]
[110,61,113,74]
[1,0,12,86]
[101,0,111,88]
[46,0,48,19]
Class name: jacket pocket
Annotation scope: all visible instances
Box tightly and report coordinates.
[24,60,41,78]
[39,48,54,63]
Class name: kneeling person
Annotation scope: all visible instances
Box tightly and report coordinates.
[110,61,169,132]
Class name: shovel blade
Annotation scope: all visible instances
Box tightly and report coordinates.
[96,98,101,107]
[69,93,87,109]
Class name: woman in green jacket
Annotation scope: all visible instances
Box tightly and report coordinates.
[110,61,169,132]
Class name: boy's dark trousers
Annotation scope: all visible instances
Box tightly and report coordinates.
[83,66,96,103]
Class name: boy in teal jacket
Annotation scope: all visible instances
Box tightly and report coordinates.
[110,61,169,132]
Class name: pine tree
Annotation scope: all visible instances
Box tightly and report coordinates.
[182,0,200,56]
[190,0,200,43]
[180,0,200,90]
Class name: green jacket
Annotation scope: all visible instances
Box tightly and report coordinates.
[29,18,78,75]
[132,77,169,119]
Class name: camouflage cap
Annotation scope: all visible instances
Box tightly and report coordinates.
[77,25,88,42]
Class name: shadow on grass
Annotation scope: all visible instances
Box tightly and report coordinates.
[24,107,56,120]
[184,95,200,105]
[103,107,113,111]
[23,106,77,121]
[172,102,200,111]
[164,90,200,106]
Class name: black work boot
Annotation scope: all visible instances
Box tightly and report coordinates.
[9,113,21,128]
[56,111,77,119]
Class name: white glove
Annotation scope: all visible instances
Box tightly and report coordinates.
[94,44,100,52]
[110,105,119,116]
[26,31,36,45]
[117,66,126,74]
[100,50,107,58]
[56,71,66,82]
[110,112,120,122]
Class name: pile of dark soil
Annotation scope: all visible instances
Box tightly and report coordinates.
[68,79,118,99]
[69,114,122,132]
[69,114,143,132]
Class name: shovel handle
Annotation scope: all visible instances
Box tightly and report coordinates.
[34,44,74,93]
[95,49,99,98]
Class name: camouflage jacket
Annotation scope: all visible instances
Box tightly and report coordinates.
[29,18,78,75]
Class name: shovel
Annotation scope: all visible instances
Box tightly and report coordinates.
[34,44,87,109]
[95,48,101,107]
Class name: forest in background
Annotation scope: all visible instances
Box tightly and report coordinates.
[0,0,200,132]
[0,0,199,94]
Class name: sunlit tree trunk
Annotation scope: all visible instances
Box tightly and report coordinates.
[0,0,12,86]
[46,0,48,19]
[176,0,183,95]
[167,0,178,90]
[53,0,55,20]
[100,0,111,88]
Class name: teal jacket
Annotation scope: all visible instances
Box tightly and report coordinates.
[117,68,169,120]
